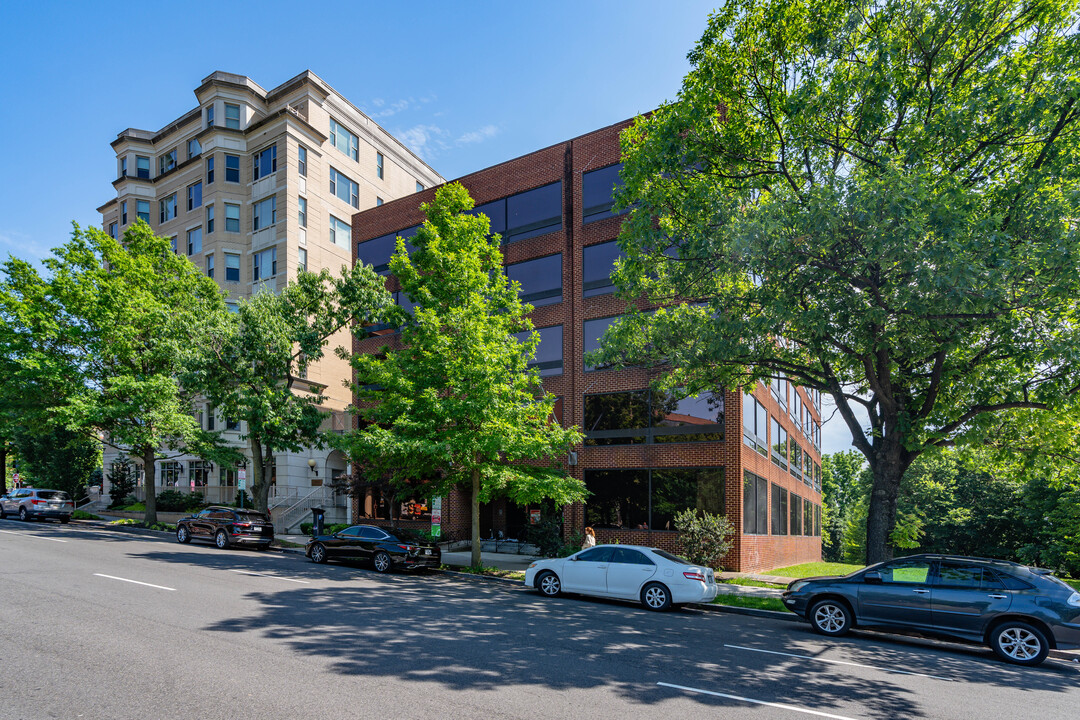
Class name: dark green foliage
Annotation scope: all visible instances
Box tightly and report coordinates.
[13,424,100,499]
[524,514,583,558]
[107,456,137,509]
[154,490,205,512]
[674,508,735,569]
[234,490,253,508]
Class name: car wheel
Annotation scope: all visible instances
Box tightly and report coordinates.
[0,507,7,519]
[809,598,852,636]
[309,543,328,564]
[536,571,561,597]
[641,582,672,611]
[215,529,230,549]
[176,525,190,544]
[19,507,28,522]
[373,551,392,573]
[991,621,1050,666]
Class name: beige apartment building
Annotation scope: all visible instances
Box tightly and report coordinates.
[98,70,443,527]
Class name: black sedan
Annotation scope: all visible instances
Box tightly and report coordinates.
[175,506,274,550]
[782,553,1080,666]
[306,524,440,572]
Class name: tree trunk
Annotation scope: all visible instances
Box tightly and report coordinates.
[0,444,7,494]
[470,467,481,568]
[864,443,909,565]
[142,444,157,526]
[248,435,263,512]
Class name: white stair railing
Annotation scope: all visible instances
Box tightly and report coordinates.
[274,486,332,534]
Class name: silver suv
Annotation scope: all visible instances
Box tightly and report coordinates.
[0,488,74,523]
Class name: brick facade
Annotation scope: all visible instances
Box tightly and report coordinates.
[350,119,823,572]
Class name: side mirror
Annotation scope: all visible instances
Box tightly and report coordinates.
[864,571,883,584]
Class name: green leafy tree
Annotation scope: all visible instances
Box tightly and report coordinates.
[336,183,586,567]
[596,0,1080,563]
[674,508,736,569]
[12,424,101,499]
[821,451,867,561]
[0,222,226,524]
[107,455,137,509]
[184,266,390,514]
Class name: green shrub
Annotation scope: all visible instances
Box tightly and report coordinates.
[234,490,253,508]
[107,457,137,509]
[155,490,193,512]
[674,508,735,569]
[300,522,313,536]
[299,521,350,536]
[120,502,146,512]
[524,515,584,558]
[72,510,101,520]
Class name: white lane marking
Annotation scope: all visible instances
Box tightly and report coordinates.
[229,569,309,584]
[724,644,950,681]
[93,573,176,591]
[0,529,67,543]
[657,682,860,720]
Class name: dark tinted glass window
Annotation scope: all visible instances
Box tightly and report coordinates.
[506,253,562,307]
[576,547,615,563]
[652,390,724,443]
[789,494,802,535]
[339,526,362,537]
[584,469,649,529]
[357,226,419,275]
[803,498,813,536]
[612,548,653,565]
[37,491,68,500]
[743,471,768,534]
[651,549,690,564]
[583,315,621,371]
[236,511,268,522]
[937,563,1001,589]
[504,182,561,242]
[996,572,1034,590]
[359,527,387,540]
[471,200,506,236]
[582,163,625,223]
[583,241,623,297]
[584,391,649,445]
[771,484,788,535]
[651,468,725,531]
[513,325,563,376]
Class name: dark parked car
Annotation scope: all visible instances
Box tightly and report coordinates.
[306,524,440,572]
[175,506,274,550]
[782,553,1080,666]
[0,488,74,523]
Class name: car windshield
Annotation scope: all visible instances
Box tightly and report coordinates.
[236,511,268,522]
[37,491,69,501]
[650,549,691,565]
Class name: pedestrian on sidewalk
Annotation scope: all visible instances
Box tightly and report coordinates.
[582,527,596,549]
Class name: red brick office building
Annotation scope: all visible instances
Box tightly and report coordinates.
[350,119,822,572]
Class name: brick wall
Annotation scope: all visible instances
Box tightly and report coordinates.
[350,118,823,572]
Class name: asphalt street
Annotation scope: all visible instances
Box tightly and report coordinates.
[1,519,1077,720]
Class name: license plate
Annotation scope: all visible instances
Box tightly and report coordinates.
[424,549,431,555]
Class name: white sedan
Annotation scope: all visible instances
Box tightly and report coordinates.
[524,544,719,611]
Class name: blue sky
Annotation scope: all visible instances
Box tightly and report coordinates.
[0,0,858,455]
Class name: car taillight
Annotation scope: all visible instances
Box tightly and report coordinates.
[683,570,707,582]
[236,523,250,528]
[398,544,414,552]
[31,499,44,505]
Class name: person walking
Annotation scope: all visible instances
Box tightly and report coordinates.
[582,526,596,549]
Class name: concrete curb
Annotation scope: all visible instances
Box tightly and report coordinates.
[435,567,526,587]
[693,602,799,621]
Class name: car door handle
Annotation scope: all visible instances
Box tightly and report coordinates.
[596,565,607,569]
[912,589,930,594]
[988,594,1008,599]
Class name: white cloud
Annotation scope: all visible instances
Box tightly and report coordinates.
[0,229,51,264]
[457,124,499,145]
[396,124,452,159]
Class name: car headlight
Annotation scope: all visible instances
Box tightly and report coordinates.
[528,563,537,569]
[788,580,809,593]
[1067,592,1080,608]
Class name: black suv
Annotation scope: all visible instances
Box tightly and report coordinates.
[175,506,274,550]
[782,554,1080,666]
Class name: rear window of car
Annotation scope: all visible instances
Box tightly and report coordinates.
[236,511,269,522]
[650,549,691,565]
[390,528,425,542]
[36,491,69,500]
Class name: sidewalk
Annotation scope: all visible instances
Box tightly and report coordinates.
[440,550,540,572]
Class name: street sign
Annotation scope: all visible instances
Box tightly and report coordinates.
[431,497,442,538]
[238,469,247,490]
